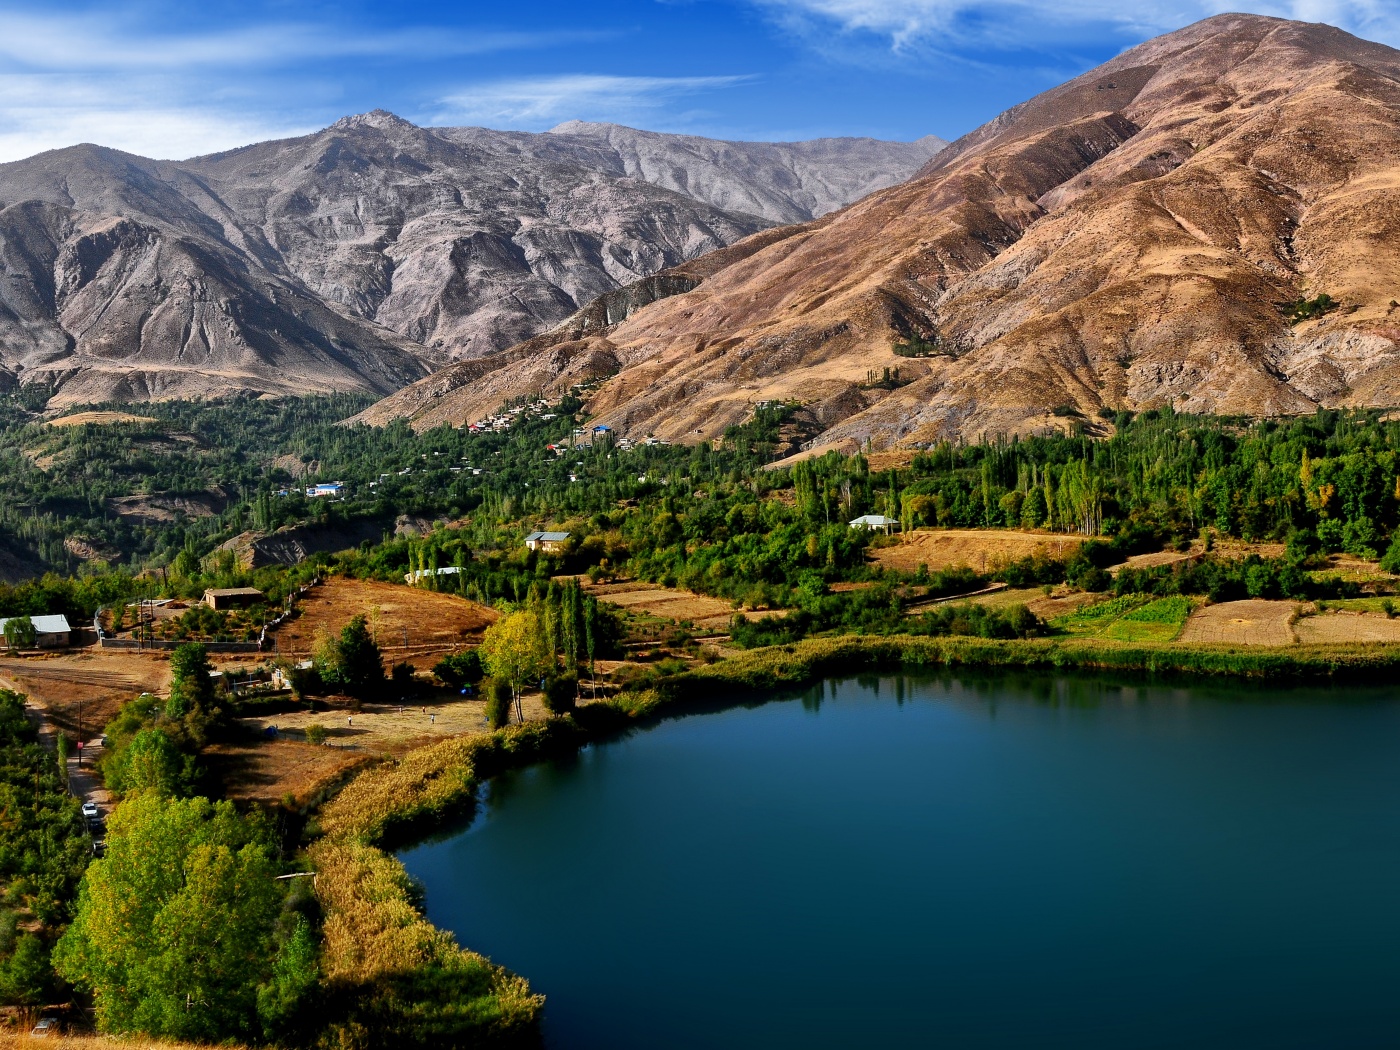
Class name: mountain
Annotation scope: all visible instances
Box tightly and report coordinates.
[0,115,945,408]
[360,15,1400,450]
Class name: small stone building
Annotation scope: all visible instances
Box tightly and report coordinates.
[204,587,266,610]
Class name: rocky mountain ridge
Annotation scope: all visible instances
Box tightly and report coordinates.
[361,15,1400,450]
[0,115,944,407]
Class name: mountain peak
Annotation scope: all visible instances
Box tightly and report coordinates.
[327,110,419,134]
[546,120,617,136]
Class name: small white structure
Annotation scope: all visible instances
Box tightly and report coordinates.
[306,482,345,498]
[524,530,571,552]
[849,514,900,534]
[0,614,72,648]
[404,566,465,584]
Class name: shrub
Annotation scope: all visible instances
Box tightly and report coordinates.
[484,678,513,729]
[304,724,328,746]
[433,649,484,687]
[542,674,578,715]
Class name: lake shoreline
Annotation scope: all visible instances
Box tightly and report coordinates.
[302,632,1400,1045]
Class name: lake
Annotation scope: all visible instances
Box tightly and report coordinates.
[399,674,1400,1048]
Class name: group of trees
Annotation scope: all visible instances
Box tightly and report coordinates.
[0,690,89,1007]
[479,579,624,721]
[54,795,318,1044]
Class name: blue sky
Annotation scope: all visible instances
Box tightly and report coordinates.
[0,0,1394,161]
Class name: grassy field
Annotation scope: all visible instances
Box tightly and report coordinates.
[1101,596,1194,643]
[1050,592,1199,641]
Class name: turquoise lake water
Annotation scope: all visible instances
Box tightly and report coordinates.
[399,674,1400,1048]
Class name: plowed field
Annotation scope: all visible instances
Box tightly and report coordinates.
[1177,600,1299,646]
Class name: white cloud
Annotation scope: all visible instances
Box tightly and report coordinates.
[747,0,1400,53]
[0,11,600,71]
[433,74,756,129]
[0,75,312,162]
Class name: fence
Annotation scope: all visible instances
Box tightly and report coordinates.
[92,577,323,654]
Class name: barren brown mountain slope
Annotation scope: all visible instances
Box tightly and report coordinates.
[0,116,940,408]
[362,15,1400,446]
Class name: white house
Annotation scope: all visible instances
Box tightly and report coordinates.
[849,514,900,534]
[306,482,345,498]
[524,531,571,552]
[0,614,72,648]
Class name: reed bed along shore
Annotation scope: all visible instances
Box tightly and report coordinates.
[303,632,1400,1046]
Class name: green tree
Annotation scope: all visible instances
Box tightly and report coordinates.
[166,642,215,722]
[335,615,385,699]
[481,610,552,720]
[103,727,199,798]
[2,615,35,650]
[484,677,513,729]
[255,913,320,1039]
[0,933,52,1005]
[53,794,288,1042]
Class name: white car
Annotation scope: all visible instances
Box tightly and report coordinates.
[81,802,99,819]
[31,1017,57,1036]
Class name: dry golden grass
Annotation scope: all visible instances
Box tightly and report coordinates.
[203,738,372,806]
[45,411,160,427]
[1294,610,1400,643]
[0,1034,242,1049]
[871,528,1086,574]
[271,578,496,666]
[0,651,176,738]
[1177,600,1300,646]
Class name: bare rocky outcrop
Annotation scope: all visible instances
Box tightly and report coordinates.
[360,15,1400,448]
[0,114,942,408]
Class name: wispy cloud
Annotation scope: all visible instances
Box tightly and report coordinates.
[0,7,615,162]
[746,0,1400,54]
[433,74,756,129]
[0,11,604,71]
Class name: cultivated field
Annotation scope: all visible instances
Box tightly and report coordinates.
[1176,600,1299,646]
[581,579,778,630]
[871,528,1086,574]
[271,578,497,666]
[1294,609,1400,644]
[967,586,1098,619]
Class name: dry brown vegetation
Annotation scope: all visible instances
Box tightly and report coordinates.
[203,738,372,807]
[583,580,740,629]
[1177,600,1300,646]
[870,528,1086,574]
[1294,610,1400,644]
[0,651,173,738]
[271,578,496,666]
[44,411,160,427]
[0,1034,244,1049]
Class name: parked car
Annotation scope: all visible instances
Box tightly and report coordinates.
[31,1017,58,1036]
[81,801,99,819]
[92,839,106,858]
